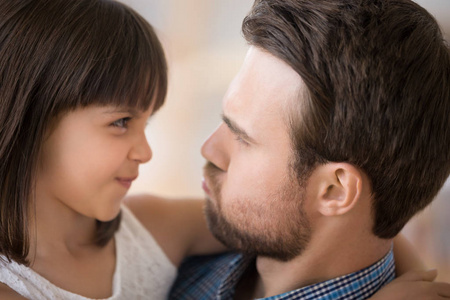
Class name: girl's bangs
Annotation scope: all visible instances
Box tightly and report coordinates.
[77,6,167,113]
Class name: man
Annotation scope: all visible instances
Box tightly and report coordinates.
[169,0,450,299]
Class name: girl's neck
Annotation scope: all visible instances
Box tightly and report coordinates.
[29,190,98,259]
[26,197,116,299]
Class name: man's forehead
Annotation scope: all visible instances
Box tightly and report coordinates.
[221,48,303,138]
[226,48,302,104]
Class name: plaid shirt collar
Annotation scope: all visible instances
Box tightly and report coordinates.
[217,248,395,300]
[169,248,395,300]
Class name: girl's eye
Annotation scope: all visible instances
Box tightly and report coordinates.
[111,117,131,129]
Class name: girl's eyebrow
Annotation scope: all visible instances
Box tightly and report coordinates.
[103,107,140,117]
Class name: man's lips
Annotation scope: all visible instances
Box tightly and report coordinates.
[116,176,138,189]
[202,178,211,195]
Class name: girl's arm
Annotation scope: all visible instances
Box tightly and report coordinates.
[124,194,225,267]
[393,233,426,274]
[370,269,450,299]
[369,234,450,299]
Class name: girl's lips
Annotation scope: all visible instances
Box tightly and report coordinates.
[202,178,211,195]
[116,176,137,189]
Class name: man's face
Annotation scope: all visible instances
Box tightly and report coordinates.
[201,47,312,261]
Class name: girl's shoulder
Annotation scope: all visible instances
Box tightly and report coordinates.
[0,283,27,300]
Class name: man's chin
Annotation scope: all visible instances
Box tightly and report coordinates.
[204,195,311,261]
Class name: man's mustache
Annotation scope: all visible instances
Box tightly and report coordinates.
[203,161,223,197]
[203,161,222,177]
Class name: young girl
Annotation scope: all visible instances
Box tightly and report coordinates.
[0,0,447,299]
[0,0,182,298]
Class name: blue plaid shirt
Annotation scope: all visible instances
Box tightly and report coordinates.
[169,249,395,300]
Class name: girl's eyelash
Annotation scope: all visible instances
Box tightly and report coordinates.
[111,117,131,128]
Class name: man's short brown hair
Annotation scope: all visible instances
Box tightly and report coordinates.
[243,0,450,238]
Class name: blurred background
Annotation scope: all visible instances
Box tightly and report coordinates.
[122,0,450,281]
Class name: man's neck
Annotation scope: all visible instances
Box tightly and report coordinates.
[249,232,392,299]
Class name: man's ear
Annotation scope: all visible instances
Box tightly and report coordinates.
[312,163,363,217]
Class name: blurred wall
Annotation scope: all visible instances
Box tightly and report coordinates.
[125,0,252,198]
[123,0,450,281]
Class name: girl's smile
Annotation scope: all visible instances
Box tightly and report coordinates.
[116,176,138,189]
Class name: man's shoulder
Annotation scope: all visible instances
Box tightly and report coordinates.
[169,252,242,300]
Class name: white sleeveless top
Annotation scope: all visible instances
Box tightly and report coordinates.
[0,205,177,300]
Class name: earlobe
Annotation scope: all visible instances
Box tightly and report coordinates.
[316,164,362,217]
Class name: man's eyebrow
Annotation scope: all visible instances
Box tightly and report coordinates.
[221,114,256,143]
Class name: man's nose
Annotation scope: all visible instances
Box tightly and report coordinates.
[201,123,230,171]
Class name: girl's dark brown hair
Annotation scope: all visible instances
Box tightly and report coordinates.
[0,0,167,265]
[243,0,450,238]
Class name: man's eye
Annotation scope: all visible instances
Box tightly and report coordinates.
[235,136,250,146]
[111,117,131,128]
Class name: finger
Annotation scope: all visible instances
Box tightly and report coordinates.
[436,282,450,297]
[397,269,438,282]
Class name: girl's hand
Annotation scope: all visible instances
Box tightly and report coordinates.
[370,269,450,299]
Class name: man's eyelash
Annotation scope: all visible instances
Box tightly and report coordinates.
[235,135,250,146]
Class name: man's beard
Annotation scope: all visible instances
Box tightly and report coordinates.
[203,162,312,262]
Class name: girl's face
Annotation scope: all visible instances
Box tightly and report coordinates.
[36,105,154,221]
